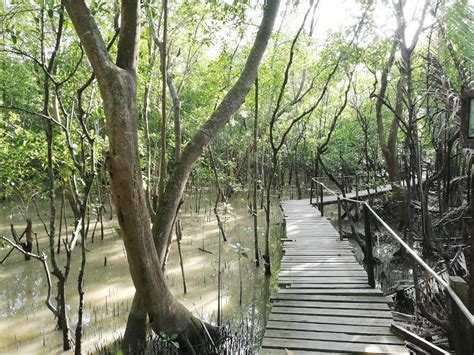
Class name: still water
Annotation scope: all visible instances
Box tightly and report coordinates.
[0,192,283,353]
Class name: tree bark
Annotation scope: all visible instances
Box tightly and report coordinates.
[374,38,400,187]
[64,0,280,350]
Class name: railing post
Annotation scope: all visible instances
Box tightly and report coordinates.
[315,182,318,207]
[320,184,324,216]
[448,276,473,354]
[310,179,314,205]
[363,204,375,288]
[355,174,360,220]
[355,174,359,199]
[337,197,342,240]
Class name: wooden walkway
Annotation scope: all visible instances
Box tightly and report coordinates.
[261,199,408,354]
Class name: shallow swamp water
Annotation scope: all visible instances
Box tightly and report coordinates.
[0,191,284,354]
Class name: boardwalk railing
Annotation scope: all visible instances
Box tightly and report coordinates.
[310,177,474,351]
[309,173,389,216]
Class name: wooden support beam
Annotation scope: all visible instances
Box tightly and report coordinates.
[364,204,375,288]
[449,276,473,355]
[391,324,449,355]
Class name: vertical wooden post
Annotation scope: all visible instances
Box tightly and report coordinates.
[337,197,342,240]
[355,174,360,220]
[363,204,375,288]
[340,169,344,193]
[314,181,318,208]
[355,174,359,199]
[310,179,314,205]
[467,171,471,204]
[320,184,324,216]
[470,164,474,314]
[449,276,473,354]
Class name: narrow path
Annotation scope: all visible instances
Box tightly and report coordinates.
[260,199,408,354]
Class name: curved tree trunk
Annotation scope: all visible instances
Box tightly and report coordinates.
[64,0,280,351]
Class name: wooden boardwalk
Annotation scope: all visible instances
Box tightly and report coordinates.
[261,199,408,354]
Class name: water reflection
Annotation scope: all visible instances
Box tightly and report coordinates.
[0,192,283,353]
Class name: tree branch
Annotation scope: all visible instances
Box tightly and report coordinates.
[152,0,281,261]
[63,0,113,81]
[0,236,58,317]
[116,0,140,70]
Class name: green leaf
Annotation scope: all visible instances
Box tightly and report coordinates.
[171,341,180,349]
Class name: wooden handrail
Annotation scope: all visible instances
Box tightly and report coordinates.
[311,177,474,327]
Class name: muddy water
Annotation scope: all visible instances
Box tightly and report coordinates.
[0,192,283,353]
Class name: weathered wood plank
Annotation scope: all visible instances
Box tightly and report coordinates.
[265,320,394,336]
[272,293,389,303]
[283,251,355,256]
[277,288,383,296]
[273,300,390,310]
[269,313,393,326]
[280,262,362,267]
[280,266,364,272]
[279,271,367,277]
[271,306,393,319]
[261,349,350,355]
[264,329,404,345]
[280,283,372,289]
[261,338,408,354]
[282,257,356,261]
[278,277,368,283]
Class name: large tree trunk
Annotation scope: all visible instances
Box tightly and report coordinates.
[103,69,207,346]
[64,0,280,351]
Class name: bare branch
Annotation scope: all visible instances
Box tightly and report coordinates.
[0,236,58,317]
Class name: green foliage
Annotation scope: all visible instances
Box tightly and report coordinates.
[0,112,48,199]
[229,242,250,260]
[158,331,180,349]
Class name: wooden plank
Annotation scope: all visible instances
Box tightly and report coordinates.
[282,248,353,252]
[283,251,354,256]
[271,306,393,319]
[280,283,371,289]
[269,313,393,326]
[261,338,408,354]
[266,320,394,336]
[264,329,404,345]
[272,293,389,303]
[279,276,367,284]
[391,324,449,355]
[278,288,383,296]
[273,300,390,310]
[283,245,353,250]
[280,262,361,267]
[281,259,357,263]
[280,271,366,277]
[280,267,364,272]
[280,266,364,271]
[261,349,350,355]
